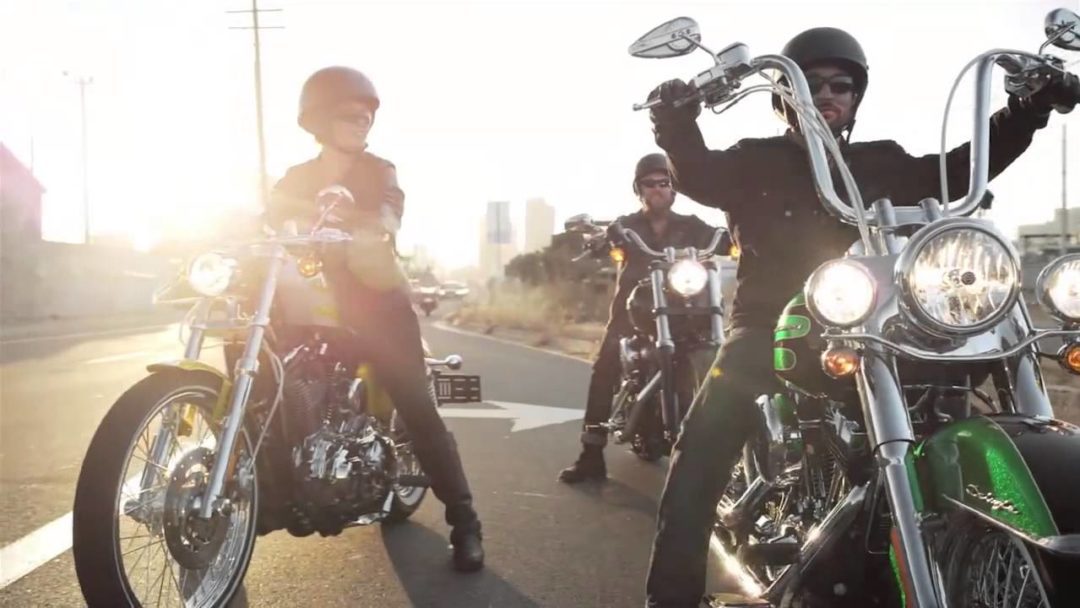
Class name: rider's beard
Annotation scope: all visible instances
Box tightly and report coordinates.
[644,194,674,216]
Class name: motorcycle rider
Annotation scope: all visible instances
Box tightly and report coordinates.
[642,28,1080,607]
[558,152,718,483]
[268,66,484,572]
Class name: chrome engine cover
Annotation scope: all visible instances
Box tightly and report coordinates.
[290,418,394,535]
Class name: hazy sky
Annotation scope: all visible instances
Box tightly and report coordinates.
[1,0,1078,267]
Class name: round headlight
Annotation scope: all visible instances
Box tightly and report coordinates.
[1036,254,1080,322]
[806,260,876,327]
[899,223,1020,334]
[668,259,709,297]
[188,253,237,297]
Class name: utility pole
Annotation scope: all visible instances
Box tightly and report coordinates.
[64,71,93,244]
[228,1,283,208]
[1062,124,1069,255]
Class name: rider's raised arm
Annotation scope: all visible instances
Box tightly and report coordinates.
[653,118,751,213]
[889,94,1054,205]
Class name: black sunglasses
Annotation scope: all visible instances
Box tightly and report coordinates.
[806,76,856,96]
[639,178,672,189]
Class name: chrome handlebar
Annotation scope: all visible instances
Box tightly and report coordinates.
[636,43,1071,248]
[618,225,728,260]
[949,50,1063,216]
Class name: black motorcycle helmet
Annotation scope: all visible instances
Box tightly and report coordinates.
[772,27,869,132]
[298,66,380,140]
[632,153,671,194]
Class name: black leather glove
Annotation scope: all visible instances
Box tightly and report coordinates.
[1028,70,1080,114]
[647,78,702,125]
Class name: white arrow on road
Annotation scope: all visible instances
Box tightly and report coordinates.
[439,401,582,432]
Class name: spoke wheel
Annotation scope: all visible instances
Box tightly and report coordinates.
[941,514,1051,608]
[74,371,257,608]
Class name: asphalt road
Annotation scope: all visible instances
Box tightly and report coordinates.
[0,313,731,607]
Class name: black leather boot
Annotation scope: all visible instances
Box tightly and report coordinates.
[449,518,484,573]
[557,431,607,483]
[416,433,484,573]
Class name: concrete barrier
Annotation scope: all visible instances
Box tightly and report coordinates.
[1,241,174,322]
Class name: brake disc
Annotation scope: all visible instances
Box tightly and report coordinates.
[162,447,229,570]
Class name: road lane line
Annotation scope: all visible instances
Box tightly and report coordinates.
[86,350,156,365]
[0,323,178,346]
[0,512,72,589]
[0,477,138,589]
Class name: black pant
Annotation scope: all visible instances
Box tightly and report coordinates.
[330,271,478,529]
[581,315,631,443]
[646,327,777,607]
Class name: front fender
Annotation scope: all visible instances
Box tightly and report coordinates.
[916,414,1080,553]
[146,359,232,420]
[147,359,229,381]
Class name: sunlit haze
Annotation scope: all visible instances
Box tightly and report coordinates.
[2,0,1077,269]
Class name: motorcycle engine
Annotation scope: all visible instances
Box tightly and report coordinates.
[282,343,395,535]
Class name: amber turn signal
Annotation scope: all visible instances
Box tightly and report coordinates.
[297,254,323,278]
[1059,342,1080,375]
[609,247,626,264]
[822,346,860,378]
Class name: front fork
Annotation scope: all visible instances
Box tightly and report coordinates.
[857,348,942,608]
[138,302,211,495]
[651,269,680,438]
[195,248,286,519]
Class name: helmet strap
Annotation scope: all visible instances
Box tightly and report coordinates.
[843,118,856,143]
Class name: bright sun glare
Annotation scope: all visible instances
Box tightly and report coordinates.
[3,0,1076,270]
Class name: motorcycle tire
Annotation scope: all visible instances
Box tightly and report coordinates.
[73,370,257,608]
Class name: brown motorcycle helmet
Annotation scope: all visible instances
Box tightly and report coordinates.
[298,66,380,138]
[633,153,671,194]
[771,27,868,131]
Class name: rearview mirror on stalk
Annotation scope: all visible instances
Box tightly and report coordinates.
[628,17,701,58]
[1045,8,1080,51]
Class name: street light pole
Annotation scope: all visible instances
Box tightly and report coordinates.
[65,71,94,244]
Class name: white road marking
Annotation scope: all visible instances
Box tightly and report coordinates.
[0,512,72,589]
[85,350,156,365]
[0,477,139,590]
[1,320,585,589]
[511,492,552,498]
[440,400,583,432]
[0,402,580,588]
[0,323,178,346]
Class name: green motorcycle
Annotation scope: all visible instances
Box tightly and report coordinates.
[629,9,1080,608]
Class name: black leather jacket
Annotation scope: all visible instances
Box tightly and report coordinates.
[654,97,1051,329]
[608,210,717,329]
